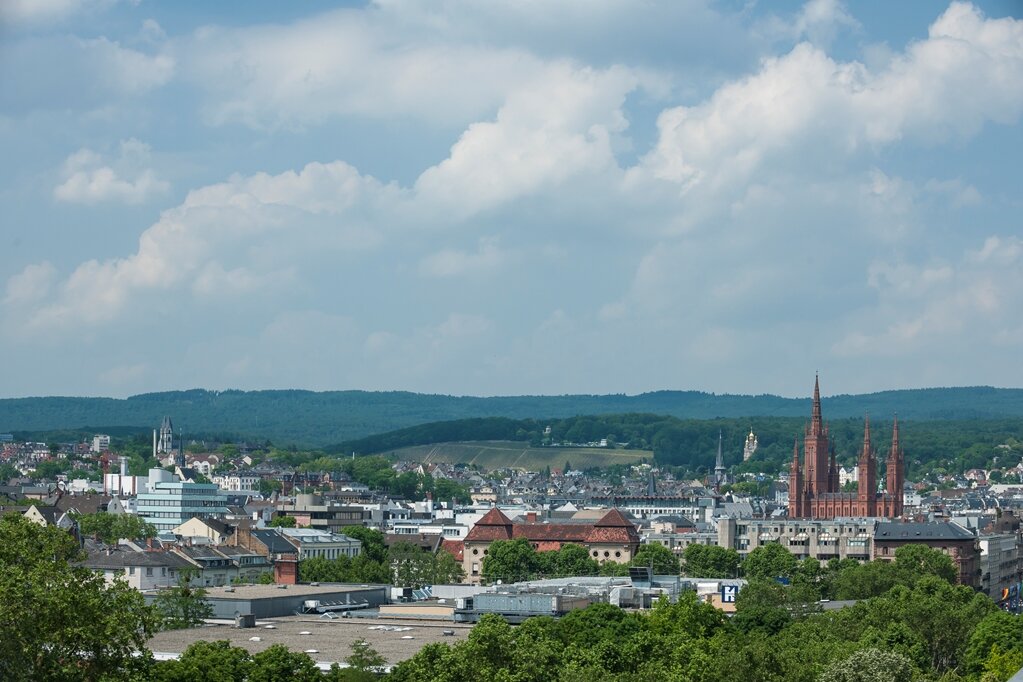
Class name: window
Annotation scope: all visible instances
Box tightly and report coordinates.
[146,568,153,577]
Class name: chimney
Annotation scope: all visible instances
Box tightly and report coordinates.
[120,456,128,479]
[146,537,154,551]
[526,511,538,523]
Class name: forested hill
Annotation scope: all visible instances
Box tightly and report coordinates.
[1,386,1022,447]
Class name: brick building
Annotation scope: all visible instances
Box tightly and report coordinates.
[788,376,904,519]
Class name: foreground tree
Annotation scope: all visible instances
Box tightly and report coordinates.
[818,648,914,682]
[154,640,252,682]
[0,514,159,681]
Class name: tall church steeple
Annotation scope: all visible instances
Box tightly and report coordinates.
[789,438,803,518]
[811,373,823,434]
[857,415,877,516]
[714,430,727,490]
[886,414,905,516]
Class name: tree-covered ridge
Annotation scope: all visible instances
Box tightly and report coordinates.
[332,414,1023,477]
[3,385,1023,447]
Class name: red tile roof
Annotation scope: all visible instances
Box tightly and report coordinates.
[440,539,464,562]
[464,507,514,542]
[465,507,640,549]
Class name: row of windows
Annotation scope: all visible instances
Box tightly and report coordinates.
[141,498,225,507]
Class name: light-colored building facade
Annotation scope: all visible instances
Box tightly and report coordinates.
[280,528,362,560]
[717,517,872,561]
[137,479,230,531]
[461,508,641,584]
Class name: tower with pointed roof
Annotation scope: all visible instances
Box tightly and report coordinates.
[714,430,728,490]
[788,376,904,519]
[884,416,905,517]
[157,416,174,455]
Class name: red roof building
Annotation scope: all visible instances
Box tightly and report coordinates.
[462,508,640,584]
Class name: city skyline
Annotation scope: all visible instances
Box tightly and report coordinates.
[1,0,1021,399]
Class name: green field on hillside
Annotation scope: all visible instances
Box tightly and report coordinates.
[383,441,652,471]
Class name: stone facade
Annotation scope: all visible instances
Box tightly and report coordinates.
[461,508,640,584]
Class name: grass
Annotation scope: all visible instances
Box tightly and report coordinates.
[382,440,653,471]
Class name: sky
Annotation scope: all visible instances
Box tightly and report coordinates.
[1,0,1021,400]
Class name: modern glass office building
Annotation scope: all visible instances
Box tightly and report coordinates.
[137,480,231,531]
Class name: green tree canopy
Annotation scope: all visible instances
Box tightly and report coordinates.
[682,543,741,578]
[0,514,159,681]
[742,542,798,580]
[153,571,214,630]
[630,542,680,575]
[75,511,157,544]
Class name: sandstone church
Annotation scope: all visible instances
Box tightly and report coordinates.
[788,376,904,519]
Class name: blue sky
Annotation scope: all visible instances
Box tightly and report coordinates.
[1,0,1021,399]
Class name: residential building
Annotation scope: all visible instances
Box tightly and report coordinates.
[91,435,110,453]
[718,517,872,561]
[82,543,192,590]
[279,527,362,560]
[172,517,234,545]
[873,521,980,588]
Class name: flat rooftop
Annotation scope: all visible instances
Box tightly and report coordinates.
[201,583,385,600]
[148,615,471,666]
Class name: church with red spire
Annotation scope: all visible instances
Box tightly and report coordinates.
[788,376,904,519]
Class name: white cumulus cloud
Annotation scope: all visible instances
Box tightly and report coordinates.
[54,139,169,205]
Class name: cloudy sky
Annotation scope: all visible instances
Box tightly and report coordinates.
[1,0,1021,399]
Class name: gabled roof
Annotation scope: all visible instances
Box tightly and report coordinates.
[586,508,641,545]
[464,508,514,542]
[593,508,633,528]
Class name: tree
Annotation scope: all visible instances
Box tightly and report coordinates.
[482,538,540,584]
[0,514,159,681]
[892,544,957,585]
[818,648,914,682]
[270,514,297,528]
[75,512,157,544]
[541,543,599,578]
[682,544,741,578]
[153,570,213,630]
[965,611,1023,676]
[342,526,388,563]
[257,478,283,497]
[631,542,680,575]
[154,640,251,682]
[249,644,322,682]
[389,542,436,588]
[0,462,20,482]
[742,542,797,580]
[331,638,386,681]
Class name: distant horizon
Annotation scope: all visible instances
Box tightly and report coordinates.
[3,382,1022,403]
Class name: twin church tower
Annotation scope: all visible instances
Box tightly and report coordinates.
[788,376,904,519]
